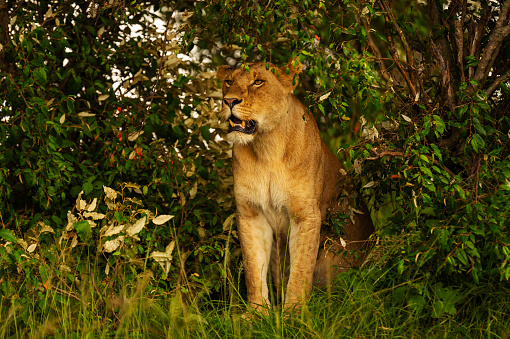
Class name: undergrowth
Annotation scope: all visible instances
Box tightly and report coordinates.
[1,244,509,338]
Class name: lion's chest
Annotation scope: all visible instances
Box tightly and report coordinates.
[234,162,293,230]
[236,166,289,208]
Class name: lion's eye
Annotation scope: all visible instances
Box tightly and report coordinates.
[253,79,264,86]
[225,80,233,87]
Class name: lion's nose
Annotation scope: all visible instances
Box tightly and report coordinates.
[223,98,242,108]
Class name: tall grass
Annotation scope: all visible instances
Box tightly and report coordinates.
[2,252,509,339]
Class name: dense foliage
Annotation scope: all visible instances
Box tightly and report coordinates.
[0,0,236,305]
[186,0,510,312]
[0,0,509,331]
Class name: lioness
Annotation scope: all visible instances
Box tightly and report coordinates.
[217,59,374,311]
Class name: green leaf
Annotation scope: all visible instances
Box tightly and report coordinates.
[318,103,325,115]
[0,229,17,243]
[34,68,48,85]
[67,98,75,113]
[83,182,94,195]
[456,250,469,266]
[433,115,445,134]
[430,144,442,162]
[74,220,92,242]
[420,166,433,177]
[409,295,426,312]
[472,117,486,136]
[200,126,210,142]
[471,133,485,152]
[432,301,445,318]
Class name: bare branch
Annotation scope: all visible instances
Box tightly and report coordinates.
[365,149,456,178]
[0,0,9,72]
[431,39,456,111]
[468,1,491,79]
[379,0,418,97]
[428,0,460,110]
[387,39,418,101]
[454,19,466,84]
[485,68,510,98]
[361,18,391,83]
[473,1,510,85]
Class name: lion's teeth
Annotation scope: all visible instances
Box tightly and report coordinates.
[229,120,235,127]
[241,120,245,128]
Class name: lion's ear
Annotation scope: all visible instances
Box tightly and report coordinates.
[279,58,302,90]
[217,65,233,80]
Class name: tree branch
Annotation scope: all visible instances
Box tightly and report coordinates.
[468,1,491,79]
[379,0,418,99]
[428,0,459,110]
[473,0,510,85]
[0,0,9,72]
[365,149,456,178]
[485,68,510,98]
[361,18,390,83]
[453,19,466,84]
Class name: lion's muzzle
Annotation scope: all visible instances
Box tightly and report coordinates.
[228,115,258,135]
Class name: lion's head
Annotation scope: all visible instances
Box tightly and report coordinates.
[217,59,303,144]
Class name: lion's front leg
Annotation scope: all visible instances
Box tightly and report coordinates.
[284,206,321,309]
[237,204,273,312]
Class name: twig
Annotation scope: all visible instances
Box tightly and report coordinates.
[365,149,456,179]
[50,286,82,302]
[378,0,418,100]
[365,150,404,160]
[361,18,390,83]
[485,66,510,98]
[473,155,481,203]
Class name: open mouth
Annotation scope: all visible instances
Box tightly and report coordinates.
[228,115,258,135]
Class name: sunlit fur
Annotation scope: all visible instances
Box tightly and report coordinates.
[217,60,374,312]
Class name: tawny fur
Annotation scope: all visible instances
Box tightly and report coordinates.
[217,60,374,311]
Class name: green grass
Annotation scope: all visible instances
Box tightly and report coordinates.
[2,258,510,339]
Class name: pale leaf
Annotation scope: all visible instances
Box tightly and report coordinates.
[222,213,236,231]
[103,186,117,200]
[103,237,123,253]
[150,241,175,278]
[66,211,78,231]
[27,243,37,253]
[86,198,98,212]
[84,211,105,220]
[363,181,375,188]
[59,264,71,273]
[128,131,144,141]
[60,114,66,124]
[77,112,96,117]
[189,182,198,199]
[76,191,86,211]
[71,235,78,248]
[37,221,54,234]
[152,215,174,225]
[319,91,331,102]
[353,159,362,175]
[125,216,146,236]
[103,225,125,237]
[98,94,109,101]
[45,7,53,19]
[402,114,412,122]
[362,125,379,141]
